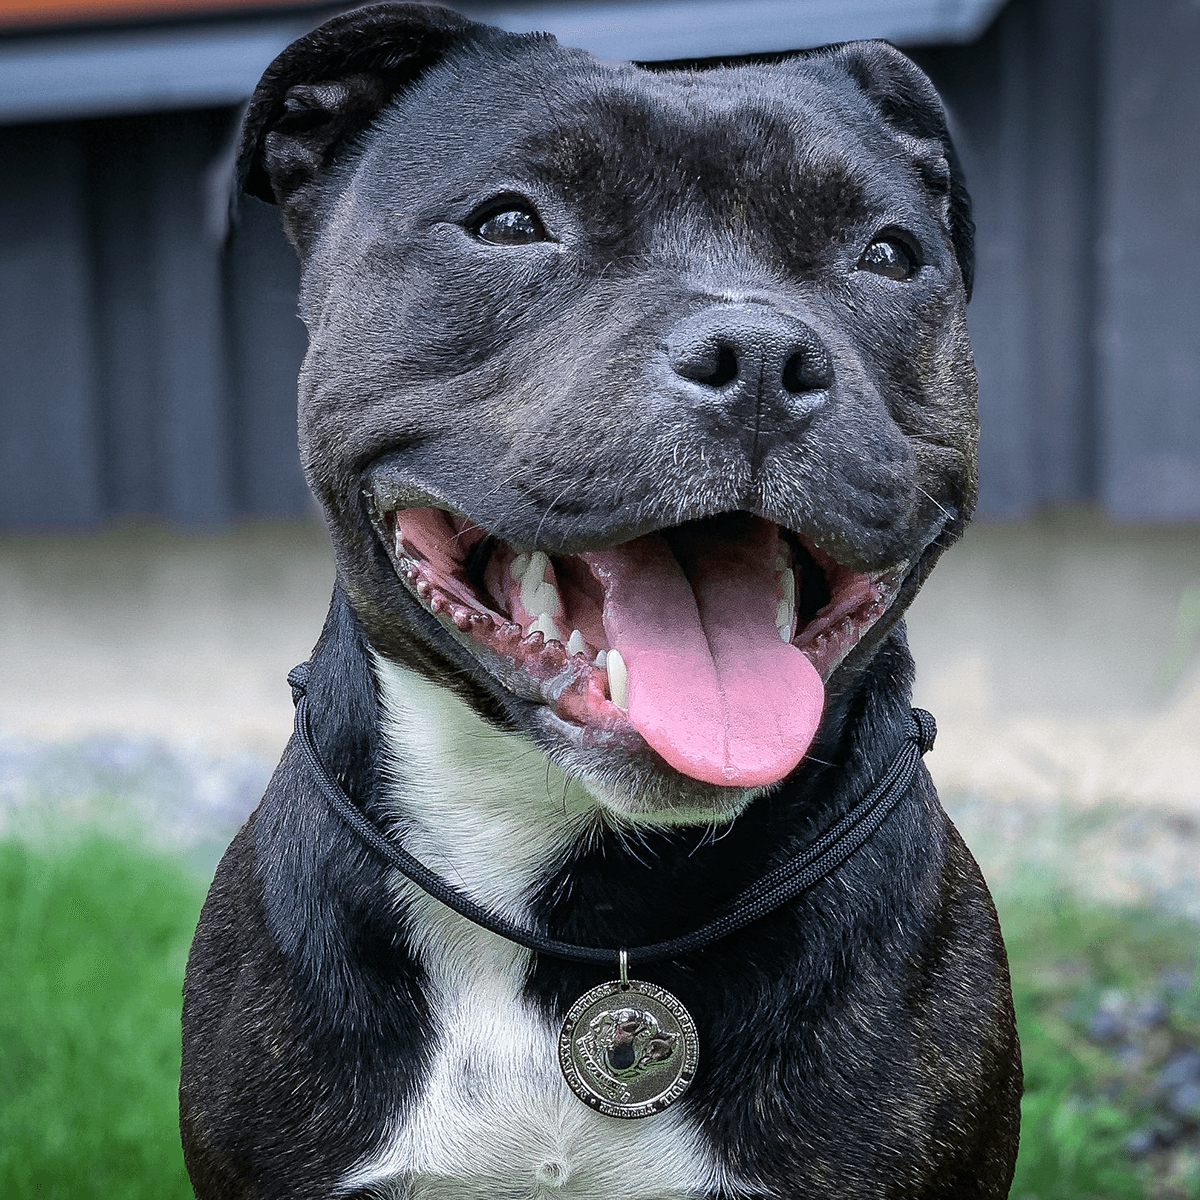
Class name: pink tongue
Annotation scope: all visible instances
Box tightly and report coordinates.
[582,518,824,787]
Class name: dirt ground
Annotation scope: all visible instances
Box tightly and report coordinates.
[1,509,1198,907]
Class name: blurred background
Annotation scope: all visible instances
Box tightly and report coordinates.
[1,1,1198,1197]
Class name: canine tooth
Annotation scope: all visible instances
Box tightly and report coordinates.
[781,569,795,605]
[607,649,629,711]
[594,650,607,669]
[567,629,586,657]
[509,552,531,582]
[774,553,787,572]
[529,612,562,643]
[520,550,563,619]
[777,603,795,641]
[541,584,563,616]
[525,549,549,581]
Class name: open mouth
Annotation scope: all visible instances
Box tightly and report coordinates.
[379,507,904,788]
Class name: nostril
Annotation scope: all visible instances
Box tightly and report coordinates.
[781,347,834,394]
[668,306,832,399]
[673,342,739,388]
[704,345,739,388]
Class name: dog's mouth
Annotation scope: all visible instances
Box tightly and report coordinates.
[379,507,904,788]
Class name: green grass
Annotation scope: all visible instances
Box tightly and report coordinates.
[0,833,1197,1199]
[1001,887,1200,1200]
[0,834,204,1200]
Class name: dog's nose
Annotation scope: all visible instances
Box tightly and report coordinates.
[667,306,834,417]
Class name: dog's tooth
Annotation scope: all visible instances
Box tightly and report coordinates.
[536,583,563,617]
[520,550,563,619]
[774,553,787,572]
[778,591,797,640]
[594,650,608,669]
[529,612,563,643]
[567,629,586,657]
[781,569,795,606]
[509,552,531,582]
[525,549,549,582]
[607,649,629,711]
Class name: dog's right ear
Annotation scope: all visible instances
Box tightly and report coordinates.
[237,2,477,247]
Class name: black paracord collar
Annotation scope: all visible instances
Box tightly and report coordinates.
[287,660,935,969]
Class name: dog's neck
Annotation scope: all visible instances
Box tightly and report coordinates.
[297,587,925,959]
[371,651,608,925]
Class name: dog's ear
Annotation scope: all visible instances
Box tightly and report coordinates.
[237,2,478,246]
[826,42,975,301]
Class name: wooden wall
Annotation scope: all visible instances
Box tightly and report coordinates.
[2,0,1197,527]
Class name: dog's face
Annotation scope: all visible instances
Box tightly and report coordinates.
[240,2,977,822]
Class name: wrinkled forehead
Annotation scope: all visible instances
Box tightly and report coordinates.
[366,44,921,216]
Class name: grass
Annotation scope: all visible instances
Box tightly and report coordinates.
[1001,887,1200,1200]
[0,834,204,1200]
[0,831,1197,1198]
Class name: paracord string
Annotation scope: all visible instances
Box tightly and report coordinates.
[287,661,935,969]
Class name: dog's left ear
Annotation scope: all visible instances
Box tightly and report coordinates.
[237,2,480,249]
[826,42,975,301]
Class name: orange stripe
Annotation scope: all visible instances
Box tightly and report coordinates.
[0,0,313,29]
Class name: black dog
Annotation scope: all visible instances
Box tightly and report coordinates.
[181,5,1021,1196]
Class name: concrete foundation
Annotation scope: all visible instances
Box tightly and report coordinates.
[1,510,1197,812]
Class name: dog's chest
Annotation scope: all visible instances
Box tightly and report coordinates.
[343,662,722,1199]
[346,916,718,1199]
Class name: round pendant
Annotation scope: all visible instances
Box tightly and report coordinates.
[558,979,699,1119]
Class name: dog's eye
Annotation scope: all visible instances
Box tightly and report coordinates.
[858,237,918,281]
[475,207,548,246]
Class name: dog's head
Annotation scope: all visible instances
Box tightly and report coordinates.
[240,2,977,821]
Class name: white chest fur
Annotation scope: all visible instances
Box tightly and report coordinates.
[340,660,728,1200]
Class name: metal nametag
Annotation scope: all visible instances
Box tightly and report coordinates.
[559,975,699,1119]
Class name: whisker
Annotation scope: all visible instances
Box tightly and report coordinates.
[533,479,578,547]
[914,484,951,519]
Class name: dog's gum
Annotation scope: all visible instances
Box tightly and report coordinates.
[555,673,637,741]
[391,506,908,754]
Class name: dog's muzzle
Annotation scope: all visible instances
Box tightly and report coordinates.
[372,503,906,788]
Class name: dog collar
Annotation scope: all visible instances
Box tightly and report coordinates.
[287,660,935,1117]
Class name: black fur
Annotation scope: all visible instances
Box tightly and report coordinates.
[181,591,435,1196]
[182,5,1020,1196]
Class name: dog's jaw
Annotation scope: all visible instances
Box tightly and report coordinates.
[367,495,908,800]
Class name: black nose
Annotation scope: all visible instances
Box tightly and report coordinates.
[667,305,834,413]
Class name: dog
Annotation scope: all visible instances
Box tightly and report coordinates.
[180,4,1022,1196]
